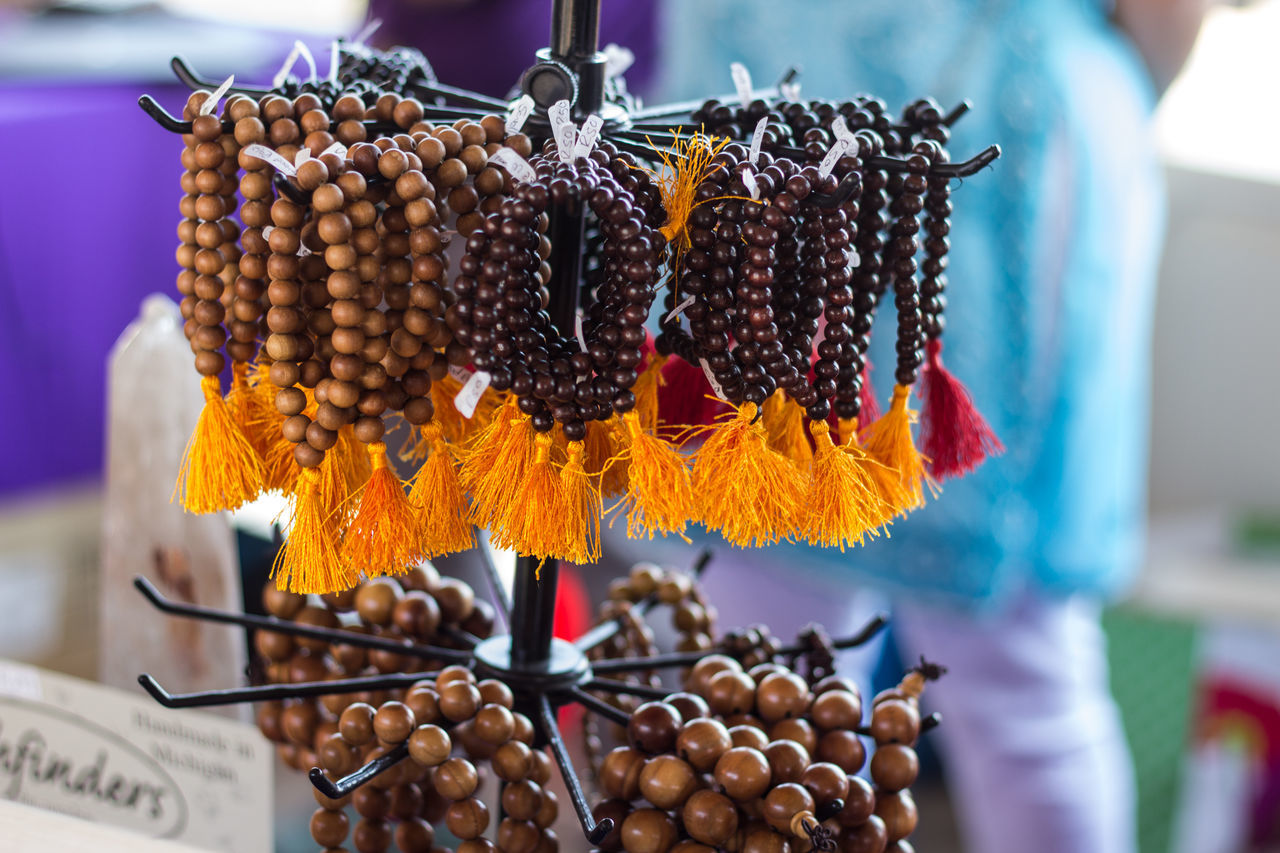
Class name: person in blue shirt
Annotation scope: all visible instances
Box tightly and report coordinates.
[603,2,1210,851]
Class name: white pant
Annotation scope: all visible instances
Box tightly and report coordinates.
[600,536,1138,853]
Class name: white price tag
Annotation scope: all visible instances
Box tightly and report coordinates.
[243,144,297,176]
[818,136,853,179]
[505,94,535,135]
[329,40,340,83]
[322,141,348,159]
[448,364,473,384]
[295,40,318,82]
[293,148,313,167]
[574,114,604,160]
[453,369,492,419]
[741,165,761,200]
[698,358,728,402]
[729,62,753,105]
[574,311,588,352]
[548,100,577,163]
[272,43,302,89]
[780,81,801,102]
[830,115,854,145]
[664,294,696,324]
[352,17,382,47]
[488,147,537,184]
[199,75,234,116]
[748,116,768,165]
[602,44,635,79]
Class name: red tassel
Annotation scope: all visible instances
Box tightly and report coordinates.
[919,338,1003,479]
[858,357,881,433]
[656,355,730,445]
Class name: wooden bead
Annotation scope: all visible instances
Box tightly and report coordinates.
[318,732,358,776]
[497,818,540,853]
[769,717,818,756]
[599,746,645,800]
[435,664,476,688]
[874,790,917,842]
[666,691,711,722]
[407,724,451,766]
[800,761,850,806]
[437,681,482,722]
[870,743,918,792]
[729,724,770,751]
[392,590,442,640]
[502,779,544,822]
[389,781,424,819]
[763,783,814,834]
[459,841,498,853]
[687,654,742,696]
[395,818,434,853]
[741,824,791,853]
[445,796,489,839]
[355,578,400,626]
[638,754,698,810]
[621,808,678,853]
[869,700,919,746]
[755,671,812,723]
[310,808,349,847]
[714,746,772,801]
[811,688,862,731]
[533,783,558,827]
[493,740,533,782]
[683,789,739,847]
[263,583,305,618]
[433,577,476,622]
[433,757,479,800]
[764,738,811,785]
[707,669,757,716]
[280,702,318,746]
[835,776,876,827]
[816,729,866,774]
[677,717,732,772]
[472,703,515,744]
[477,679,514,708]
[352,817,392,853]
[628,702,682,754]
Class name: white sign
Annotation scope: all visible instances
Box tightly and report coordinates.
[0,661,271,852]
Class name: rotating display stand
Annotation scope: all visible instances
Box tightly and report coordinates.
[132,0,997,847]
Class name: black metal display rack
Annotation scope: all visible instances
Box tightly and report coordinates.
[133,0,987,844]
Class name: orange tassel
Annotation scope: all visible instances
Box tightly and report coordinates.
[560,439,601,564]
[804,420,884,550]
[428,372,468,446]
[763,393,813,465]
[408,423,475,557]
[462,399,536,530]
[861,384,937,515]
[175,375,264,513]
[226,362,272,462]
[613,411,695,540]
[632,352,668,432]
[584,418,628,497]
[272,466,349,594]
[691,403,806,547]
[492,432,567,560]
[342,442,422,578]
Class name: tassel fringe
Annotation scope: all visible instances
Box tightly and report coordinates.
[175,375,264,513]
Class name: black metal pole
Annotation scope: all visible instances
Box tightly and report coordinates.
[549,0,600,64]
[509,559,560,667]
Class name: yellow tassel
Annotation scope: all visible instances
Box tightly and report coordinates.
[341,443,422,577]
[836,416,858,448]
[560,440,601,564]
[408,423,475,557]
[334,425,373,496]
[612,411,695,540]
[584,418,628,497]
[492,432,567,560]
[175,375,264,513]
[691,403,806,547]
[804,420,885,550]
[462,399,535,529]
[861,384,938,515]
[763,393,813,466]
[272,467,349,594]
[632,353,668,432]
